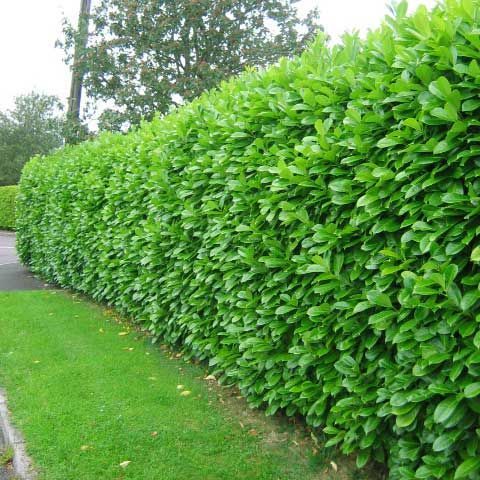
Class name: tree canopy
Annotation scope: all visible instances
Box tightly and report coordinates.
[61,0,321,130]
[0,93,64,186]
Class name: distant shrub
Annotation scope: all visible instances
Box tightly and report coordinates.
[0,186,17,230]
[17,1,480,478]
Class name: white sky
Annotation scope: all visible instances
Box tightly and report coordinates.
[0,0,439,113]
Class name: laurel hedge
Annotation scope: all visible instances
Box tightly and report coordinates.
[0,185,17,230]
[17,1,480,478]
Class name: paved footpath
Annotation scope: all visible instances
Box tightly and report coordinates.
[0,231,45,292]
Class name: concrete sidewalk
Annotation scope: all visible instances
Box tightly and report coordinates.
[0,231,45,291]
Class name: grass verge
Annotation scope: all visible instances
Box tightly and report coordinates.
[0,291,376,480]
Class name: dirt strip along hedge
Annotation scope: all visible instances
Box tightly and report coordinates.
[17,2,480,478]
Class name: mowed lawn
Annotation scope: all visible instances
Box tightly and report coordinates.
[0,291,363,480]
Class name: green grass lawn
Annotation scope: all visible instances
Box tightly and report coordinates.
[0,291,372,480]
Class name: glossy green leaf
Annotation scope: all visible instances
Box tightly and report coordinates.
[367,291,393,308]
[454,458,480,479]
[464,382,480,398]
[434,397,462,425]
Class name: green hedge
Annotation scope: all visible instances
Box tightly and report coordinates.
[0,185,17,230]
[17,1,480,478]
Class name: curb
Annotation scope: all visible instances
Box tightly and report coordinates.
[0,389,36,479]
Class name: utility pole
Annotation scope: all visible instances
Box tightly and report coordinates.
[66,0,92,137]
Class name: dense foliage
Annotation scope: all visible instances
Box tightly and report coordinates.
[18,1,480,478]
[0,93,64,186]
[59,0,321,130]
[0,186,18,230]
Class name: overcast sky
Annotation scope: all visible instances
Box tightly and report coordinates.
[0,0,439,113]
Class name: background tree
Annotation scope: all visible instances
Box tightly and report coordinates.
[60,0,321,130]
[0,93,64,186]
[65,0,92,145]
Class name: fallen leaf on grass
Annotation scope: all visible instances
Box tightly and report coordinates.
[119,461,131,468]
[180,390,191,396]
[118,332,129,336]
[330,461,338,472]
[151,431,158,437]
[99,328,104,333]
[248,429,258,436]
[176,384,184,390]
[80,445,91,451]
[33,360,41,364]
[204,374,216,381]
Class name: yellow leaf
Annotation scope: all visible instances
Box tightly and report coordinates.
[119,461,131,468]
[176,384,184,390]
[118,331,129,336]
[180,390,191,396]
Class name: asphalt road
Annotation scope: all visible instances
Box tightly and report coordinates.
[0,231,45,291]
